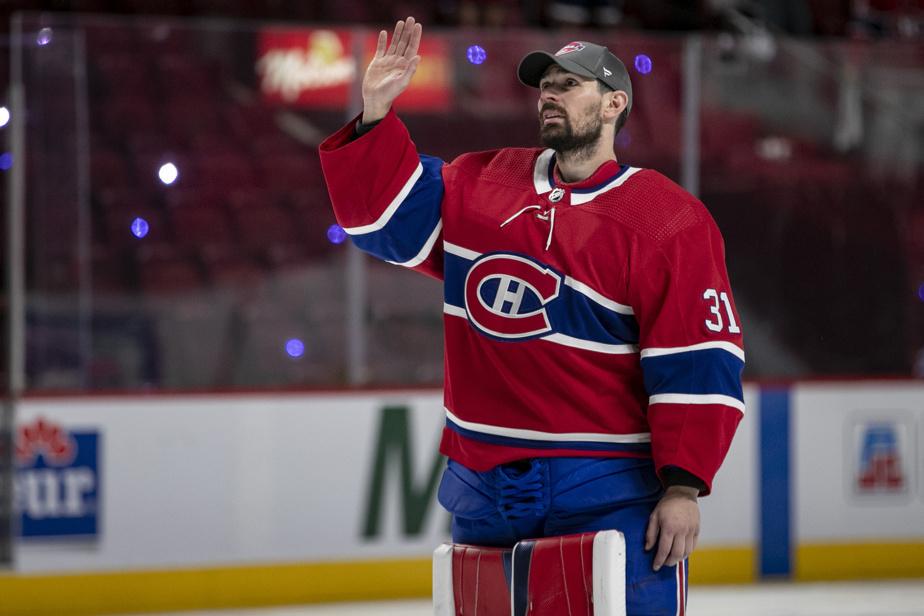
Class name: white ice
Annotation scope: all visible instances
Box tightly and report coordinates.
[131,579,924,616]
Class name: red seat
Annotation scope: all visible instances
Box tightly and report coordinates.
[101,95,162,135]
[198,244,265,287]
[232,204,297,251]
[195,154,257,189]
[91,148,133,189]
[163,102,225,147]
[136,244,203,293]
[170,205,235,247]
[91,244,128,293]
[264,242,311,268]
[85,25,138,55]
[260,154,319,190]
[164,187,226,211]
[226,104,283,141]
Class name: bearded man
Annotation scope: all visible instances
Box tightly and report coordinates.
[320,17,745,615]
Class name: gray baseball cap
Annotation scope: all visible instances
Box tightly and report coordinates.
[517,41,633,114]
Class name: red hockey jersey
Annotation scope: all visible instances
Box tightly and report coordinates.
[320,110,744,493]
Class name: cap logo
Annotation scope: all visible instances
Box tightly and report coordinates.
[603,67,612,77]
[555,42,585,56]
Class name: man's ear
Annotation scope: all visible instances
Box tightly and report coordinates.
[603,90,629,121]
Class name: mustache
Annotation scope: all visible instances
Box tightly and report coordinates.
[539,103,567,119]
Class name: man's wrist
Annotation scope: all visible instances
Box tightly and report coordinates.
[664,485,699,500]
[361,103,390,125]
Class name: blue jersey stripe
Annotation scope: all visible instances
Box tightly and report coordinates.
[446,418,652,454]
[641,348,744,401]
[443,248,639,347]
[546,153,630,194]
[349,155,444,264]
[444,249,468,308]
[545,154,556,189]
[556,281,639,344]
[571,164,631,194]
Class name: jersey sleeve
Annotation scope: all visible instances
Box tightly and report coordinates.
[318,110,444,279]
[629,215,745,495]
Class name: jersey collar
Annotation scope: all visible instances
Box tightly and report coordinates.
[532,149,642,205]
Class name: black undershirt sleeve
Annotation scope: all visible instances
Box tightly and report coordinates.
[661,466,708,494]
[352,118,382,139]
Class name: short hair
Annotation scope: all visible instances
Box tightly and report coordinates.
[598,81,629,135]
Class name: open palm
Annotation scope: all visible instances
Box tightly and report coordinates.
[362,16,423,123]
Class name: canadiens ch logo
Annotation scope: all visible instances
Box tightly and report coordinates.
[463,253,561,340]
[556,42,585,56]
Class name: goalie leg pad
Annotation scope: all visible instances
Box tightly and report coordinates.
[433,530,627,616]
[433,542,512,616]
[513,530,626,616]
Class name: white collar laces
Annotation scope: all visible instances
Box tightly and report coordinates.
[500,204,556,251]
[542,208,556,250]
[500,204,541,228]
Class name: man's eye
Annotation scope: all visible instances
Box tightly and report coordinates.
[566,79,577,86]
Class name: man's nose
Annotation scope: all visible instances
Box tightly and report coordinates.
[539,90,560,105]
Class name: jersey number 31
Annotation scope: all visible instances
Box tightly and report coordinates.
[703,288,740,334]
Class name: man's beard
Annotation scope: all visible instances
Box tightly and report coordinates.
[539,101,604,159]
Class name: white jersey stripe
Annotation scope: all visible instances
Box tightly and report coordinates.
[641,341,745,362]
[649,393,746,414]
[570,167,643,205]
[443,303,467,319]
[541,333,638,355]
[341,162,424,235]
[445,407,651,444]
[564,276,635,315]
[532,149,555,195]
[387,219,442,268]
[443,241,481,261]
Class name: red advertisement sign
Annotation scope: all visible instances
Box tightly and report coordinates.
[256,28,451,111]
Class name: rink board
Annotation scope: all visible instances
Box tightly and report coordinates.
[2,382,923,615]
[791,382,924,581]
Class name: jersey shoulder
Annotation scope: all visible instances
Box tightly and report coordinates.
[589,167,715,245]
[448,147,544,188]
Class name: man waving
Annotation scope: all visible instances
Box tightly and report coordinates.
[320,17,745,615]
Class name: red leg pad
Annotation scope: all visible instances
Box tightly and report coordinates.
[433,531,624,616]
[513,532,596,615]
[450,544,512,616]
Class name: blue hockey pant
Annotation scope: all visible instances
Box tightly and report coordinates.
[437,456,689,616]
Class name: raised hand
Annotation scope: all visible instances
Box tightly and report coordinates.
[361,16,423,124]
